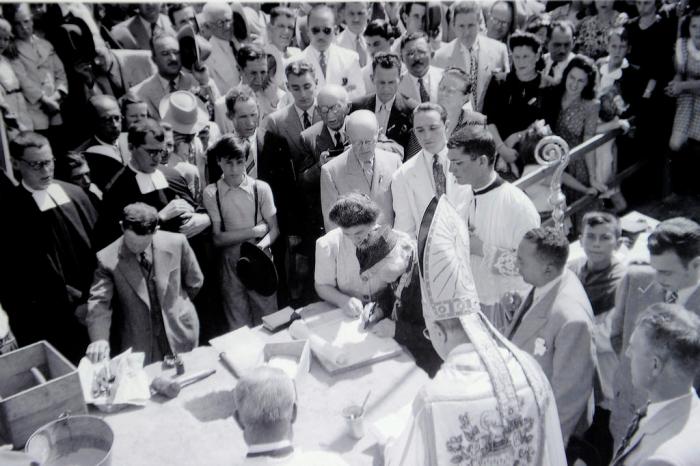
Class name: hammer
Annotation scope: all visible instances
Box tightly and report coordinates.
[151,368,216,398]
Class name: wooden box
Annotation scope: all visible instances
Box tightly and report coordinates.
[263,340,310,382]
[0,341,87,448]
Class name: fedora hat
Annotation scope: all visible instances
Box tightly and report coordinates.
[236,242,278,297]
[159,91,209,135]
[176,24,211,71]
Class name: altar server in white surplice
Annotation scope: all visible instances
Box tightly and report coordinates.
[446,128,539,331]
[383,196,566,466]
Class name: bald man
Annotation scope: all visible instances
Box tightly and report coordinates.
[74,95,129,191]
[320,109,402,231]
[201,3,241,95]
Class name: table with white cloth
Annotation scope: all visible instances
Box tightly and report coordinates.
[88,306,429,466]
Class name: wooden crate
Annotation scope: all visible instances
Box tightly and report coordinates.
[0,341,86,448]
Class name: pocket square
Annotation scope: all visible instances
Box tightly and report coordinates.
[534,337,547,356]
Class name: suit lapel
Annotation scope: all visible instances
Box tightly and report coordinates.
[116,240,150,306]
[318,125,334,154]
[449,41,465,72]
[128,17,149,50]
[508,282,559,343]
[684,286,700,315]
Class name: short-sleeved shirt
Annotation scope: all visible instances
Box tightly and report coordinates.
[203,175,276,252]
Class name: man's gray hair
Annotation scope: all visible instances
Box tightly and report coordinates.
[234,366,296,428]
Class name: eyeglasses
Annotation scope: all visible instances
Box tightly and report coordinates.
[142,148,165,159]
[20,158,55,171]
[351,138,377,148]
[422,327,431,341]
[310,26,333,36]
[212,18,233,28]
[318,103,345,115]
[490,16,511,27]
[405,49,429,59]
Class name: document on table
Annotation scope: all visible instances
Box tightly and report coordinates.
[371,402,413,444]
[210,327,265,377]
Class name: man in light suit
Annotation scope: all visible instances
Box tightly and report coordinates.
[609,217,700,447]
[611,303,700,465]
[433,1,510,112]
[86,203,203,365]
[335,2,370,68]
[111,3,175,50]
[294,4,365,100]
[129,33,201,120]
[201,2,240,95]
[392,102,468,240]
[351,53,418,158]
[506,227,596,444]
[398,32,444,104]
[320,109,402,231]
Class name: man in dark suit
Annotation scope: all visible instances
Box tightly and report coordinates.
[73,95,128,191]
[3,132,97,362]
[110,3,175,50]
[610,217,700,447]
[351,52,418,159]
[86,202,202,365]
[506,227,596,444]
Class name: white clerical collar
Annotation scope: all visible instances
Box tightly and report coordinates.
[22,181,71,212]
[533,273,563,304]
[375,95,396,113]
[472,173,504,196]
[646,389,695,422]
[129,163,169,194]
[246,439,293,455]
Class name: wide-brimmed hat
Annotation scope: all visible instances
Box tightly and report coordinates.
[159,91,209,135]
[176,24,211,70]
[236,242,278,296]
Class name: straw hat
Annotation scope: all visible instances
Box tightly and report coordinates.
[176,24,212,71]
[158,91,209,135]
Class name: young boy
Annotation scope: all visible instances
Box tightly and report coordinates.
[568,211,627,464]
[203,134,279,330]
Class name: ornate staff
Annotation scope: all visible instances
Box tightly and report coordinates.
[534,135,570,233]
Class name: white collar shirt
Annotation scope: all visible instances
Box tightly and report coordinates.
[22,181,71,212]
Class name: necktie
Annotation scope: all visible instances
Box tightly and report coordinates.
[245,140,256,175]
[168,79,177,93]
[356,35,368,67]
[230,41,239,59]
[432,154,446,198]
[150,21,159,39]
[507,287,535,338]
[137,251,171,364]
[468,46,479,108]
[302,110,311,130]
[611,403,649,465]
[334,131,343,150]
[363,160,373,185]
[319,51,327,78]
[665,289,678,304]
[547,62,557,78]
[418,77,430,103]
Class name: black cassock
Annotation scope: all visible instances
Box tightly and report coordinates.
[3,180,97,362]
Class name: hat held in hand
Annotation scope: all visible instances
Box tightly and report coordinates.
[236,242,278,296]
[159,91,209,135]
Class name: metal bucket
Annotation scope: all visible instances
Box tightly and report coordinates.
[24,414,113,466]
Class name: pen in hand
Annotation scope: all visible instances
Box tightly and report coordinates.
[362,303,377,330]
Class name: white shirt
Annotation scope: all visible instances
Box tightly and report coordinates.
[129,164,169,194]
[235,130,259,179]
[533,274,564,308]
[406,71,432,101]
[22,181,71,212]
[419,146,449,194]
[294,104,316,130]
[644,389,696,424]
[543,52,575,84]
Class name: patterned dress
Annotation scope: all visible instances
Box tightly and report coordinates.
[671,38,700,144]
[575,13,627,60]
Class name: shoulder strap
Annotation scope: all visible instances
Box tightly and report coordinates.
[215,184,225,232]
[253,180,259,225]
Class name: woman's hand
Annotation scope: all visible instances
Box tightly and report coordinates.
[590,180,608,194]
[665,80,685,97]
[370,319,396,338]
[342,297,364,318]
[498,145,519,163]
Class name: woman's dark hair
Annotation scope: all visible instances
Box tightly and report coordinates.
[329,193,380,228]
[680,7,700,39]
[559,54,598,101]
[363,19,398,41]
[508,30,543,54]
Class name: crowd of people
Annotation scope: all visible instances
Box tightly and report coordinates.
[1,1,699,465]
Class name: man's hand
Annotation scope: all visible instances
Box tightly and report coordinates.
[469,231,484,257]
[342,297,364,318]
[159,199,194,222]
[500,291,523,323]
[86,339,110,363]
[192,65,210,86]
[179,212,210,237]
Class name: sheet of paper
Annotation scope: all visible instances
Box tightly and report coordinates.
[209,326,265,376]
[371,403,413,444]
[78,349,150,408]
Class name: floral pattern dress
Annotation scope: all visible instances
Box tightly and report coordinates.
[574,13,627,60]
[671,38,700,145]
